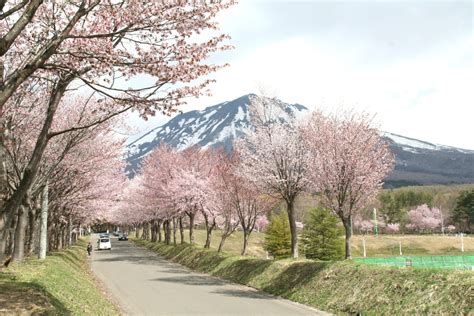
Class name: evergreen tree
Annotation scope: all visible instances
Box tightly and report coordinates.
[300,207,344,261]
[264,211,291,259]
[453,190,474,233]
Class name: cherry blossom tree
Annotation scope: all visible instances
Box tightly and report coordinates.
[386,223,400,234]
[406,204,442,233]
[235,95,309,258]
[225,164,276,255]
[2,93,126,261]
[255,215,269,233]
[209,151,240,252]
[0,2,233,252]
[302,110,394,259]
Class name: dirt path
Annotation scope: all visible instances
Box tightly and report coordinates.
[90,235,327,315]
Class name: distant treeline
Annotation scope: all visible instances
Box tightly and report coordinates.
[373,184,474,233]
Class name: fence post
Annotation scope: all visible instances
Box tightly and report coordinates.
[461,233,464,252]
[399,241,402,256]
[362,238,366,257]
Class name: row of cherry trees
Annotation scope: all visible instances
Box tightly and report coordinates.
[117,95,395,259]
[0,1,232,263]
[1,93,127,262]
[113,146,275,256]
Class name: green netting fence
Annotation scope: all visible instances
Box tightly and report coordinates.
[355,255,474,270]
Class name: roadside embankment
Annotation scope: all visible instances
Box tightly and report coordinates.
[134,239,473,315]
[0,239,120,315]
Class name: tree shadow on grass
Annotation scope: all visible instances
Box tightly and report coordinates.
[185,250,229,273]
[214,258,273,284]
[0,273,70,315]
[261,261,328,296]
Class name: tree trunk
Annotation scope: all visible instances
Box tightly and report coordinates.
[188,213,195,244]
[0,224,6,261]
[172,218,177,246]
[241,231,250,256]
[204,229,212,248]
[12,205,27,261]
[0,213,13,262]
[0,129,9,262]
[179,217,184,244]
[26,206,37,255]
[343,217,352,259]
[67,216,72,248]
[203,214,215,249]
[135,226,139,238]
[218,235,227,253]
[164,220,171,245]
[286,199,298,258]
[151,220,157,242]
[157,220,162,242]
[141,222,148,240]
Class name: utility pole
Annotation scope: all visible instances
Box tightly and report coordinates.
[38,181,48,259]
[373,208,378,236]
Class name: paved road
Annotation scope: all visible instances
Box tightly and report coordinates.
[90,235,327,316]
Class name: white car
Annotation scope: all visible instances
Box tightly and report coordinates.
[97,237,112,250]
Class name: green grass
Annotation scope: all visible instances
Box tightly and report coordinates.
[0,239,120,315]
[355,255,474,269]
[134,238,474,314]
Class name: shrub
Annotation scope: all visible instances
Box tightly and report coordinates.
[300,207,344,260]
[264,211,291,259]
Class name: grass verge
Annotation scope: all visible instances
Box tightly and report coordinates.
[0,239,120,315]
[134,238,474,315]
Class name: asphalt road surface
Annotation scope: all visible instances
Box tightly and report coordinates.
[90,235,328,316]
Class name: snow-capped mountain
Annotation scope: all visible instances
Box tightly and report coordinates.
[126,94,307,164]
[126,94,474,187]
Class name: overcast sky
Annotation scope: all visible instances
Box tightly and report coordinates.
[128,0,473,149]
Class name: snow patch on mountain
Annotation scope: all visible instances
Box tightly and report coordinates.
[125,94,474,187]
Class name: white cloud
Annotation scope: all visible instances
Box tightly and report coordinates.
[128,1,474,149]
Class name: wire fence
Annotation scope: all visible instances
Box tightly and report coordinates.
[355,255,474,270]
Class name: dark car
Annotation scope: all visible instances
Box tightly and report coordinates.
[118,234,128,241]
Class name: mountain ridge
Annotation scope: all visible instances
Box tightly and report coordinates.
[126,94,474,188]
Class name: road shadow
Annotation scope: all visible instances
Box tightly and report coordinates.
[150,275,227,286]
[211,288,277,300]
[158,267,192,274]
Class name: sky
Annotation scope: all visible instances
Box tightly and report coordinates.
[127,0,474,149]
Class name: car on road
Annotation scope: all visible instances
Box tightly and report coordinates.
[118,233,128,241]
[97,238,112,250]
[99,233,109,238]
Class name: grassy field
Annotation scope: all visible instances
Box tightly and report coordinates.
[0,239,119,315]
[351,234,474,257]
[134,239,474,314]
[183,229,474,258]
